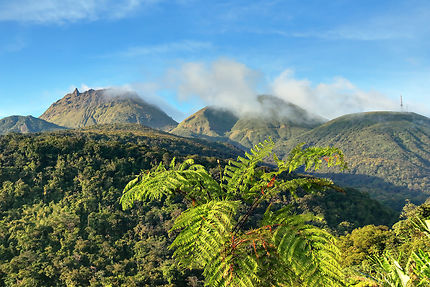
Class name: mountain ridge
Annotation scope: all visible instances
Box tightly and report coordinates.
[171,95,326,149]
[0,115,66,134]
[39,88,178,131]
[275,111,430,210]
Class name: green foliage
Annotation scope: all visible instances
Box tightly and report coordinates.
[0,124,401,286]
[0,126,239,286]
[339,225,391,268]
[290,187,397,234]
[340,201,430,286]
[413,249,430,285]
[121,139,347,286]
[121,159,220,209]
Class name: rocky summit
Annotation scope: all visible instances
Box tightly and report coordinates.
[39,88,178,131]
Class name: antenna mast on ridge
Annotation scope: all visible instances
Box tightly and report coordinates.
[400,95,404,112]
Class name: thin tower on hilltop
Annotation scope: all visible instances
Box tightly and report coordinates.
[400,95,404,112]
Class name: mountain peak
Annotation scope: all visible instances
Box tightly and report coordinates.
[0,115,66,134]
[172,106,238,139]
[40,88,177,130]
[172,96,325,149]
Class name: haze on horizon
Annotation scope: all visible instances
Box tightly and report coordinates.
[0,0,429,121]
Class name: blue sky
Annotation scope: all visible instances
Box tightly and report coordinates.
[0,0,429,121]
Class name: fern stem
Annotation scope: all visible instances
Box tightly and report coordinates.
[199,181,212,201]
[232,192,262,235]
[233,176,276,235]
[175,188,198,206]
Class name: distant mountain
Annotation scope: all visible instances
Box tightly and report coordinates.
[40,88,178,131]
[275,111,430,210]
[171,106,239,141]
[0,115,66,134]
[171,95,325,149]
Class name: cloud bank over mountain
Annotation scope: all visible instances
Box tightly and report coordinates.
[163,59,405,119]
[271,70,399,119]
[165,59,264,115]
[76,59,426,121]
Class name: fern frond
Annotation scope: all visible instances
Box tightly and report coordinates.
[121,140,348,286]
[413,250,430,285]
[278,143,347,173]
[169,200,240,267]
[120,158,220,209]
[369,251,411,287]
[222,139,274,199]
[267,209,344,286]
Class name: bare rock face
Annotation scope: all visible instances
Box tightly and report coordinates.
[0,115,66,134]
[40,88,178,131]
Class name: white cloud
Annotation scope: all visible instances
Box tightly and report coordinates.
[72,60,422,122]
[132,82,187,121]
[79,84,107,92]
[162,59,402,119]
[0,0,158,24]
[165,59,264,115]
[271,70,399,119]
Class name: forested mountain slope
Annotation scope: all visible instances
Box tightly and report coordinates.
[171,106,238,140]
[275,111,430,210]
[171,95,325,149]
[0,124,394,286]
[0,115,66,134]
[40,88,178,131]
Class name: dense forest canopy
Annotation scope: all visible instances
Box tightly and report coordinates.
[0,124,425,286]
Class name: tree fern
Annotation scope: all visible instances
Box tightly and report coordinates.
[121,158,220,209]
[361,216,430,286]
[413,249,430,286]
[121,140,347,286]
[222,139,275,199]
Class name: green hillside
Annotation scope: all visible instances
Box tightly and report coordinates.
[40,88,178,131]
[275,111,430,210]
[170,106,238,141]
[227,116,313,149]
[0,124,394,286]
[171,95,325,149]
[0,115,66,134]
